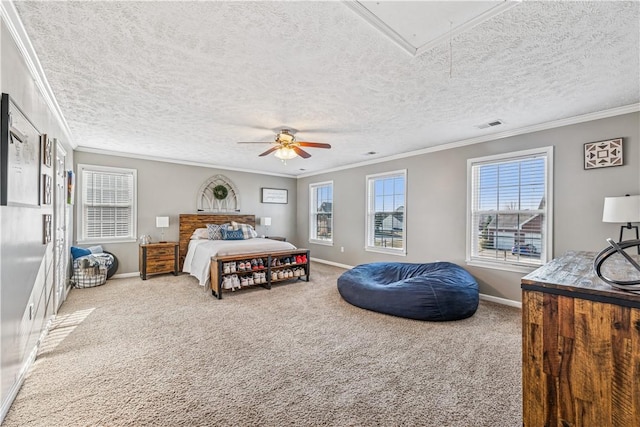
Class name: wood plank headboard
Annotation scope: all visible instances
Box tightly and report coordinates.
[179,214,256,269]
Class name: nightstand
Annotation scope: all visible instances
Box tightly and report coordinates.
[139,242,179,280]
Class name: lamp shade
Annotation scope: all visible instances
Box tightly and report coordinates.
[602,195,640,223]
[156,216,169,228]
[274,147,297,160]
[262,217,272,226]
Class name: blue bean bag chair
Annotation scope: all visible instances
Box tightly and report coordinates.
[337,262,479,321]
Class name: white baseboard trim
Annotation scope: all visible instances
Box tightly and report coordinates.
[479,293,522,309]
[311,257,353,270]
[111,272,140,279]
[0,317,53,424]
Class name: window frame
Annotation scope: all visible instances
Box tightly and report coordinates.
[365,169,407,256]
[309,180,334,246]
[466,146,553,273]
[76,164,138,244]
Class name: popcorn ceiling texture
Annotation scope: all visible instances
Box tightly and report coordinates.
[13,1,640,175]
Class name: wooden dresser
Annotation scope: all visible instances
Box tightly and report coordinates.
[139,242,179,280]
[521,250,640,427]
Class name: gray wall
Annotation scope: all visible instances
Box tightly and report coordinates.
[0,20,74,417]
[73,152,297,274]
[296,112,640,302]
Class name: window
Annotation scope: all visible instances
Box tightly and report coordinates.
[366,170,406,255]
[309,181,333,245]
[467,147,553,272]
[77,164,137,243]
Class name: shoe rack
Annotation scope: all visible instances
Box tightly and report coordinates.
[210,249,310,299]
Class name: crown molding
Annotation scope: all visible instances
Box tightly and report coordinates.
[0,1,76,148]
[74,146,297,179]
[297,103,640,179]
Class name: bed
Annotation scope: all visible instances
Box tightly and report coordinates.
[179,214,302,292]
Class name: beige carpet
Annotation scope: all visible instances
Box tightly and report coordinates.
[3,262,522,426]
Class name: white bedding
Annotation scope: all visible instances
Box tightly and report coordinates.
[183,238,297,286]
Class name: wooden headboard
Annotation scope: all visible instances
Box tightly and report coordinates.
[179,214,256,269]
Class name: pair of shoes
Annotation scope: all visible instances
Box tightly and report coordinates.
[223,274,241,290]
[241,276,248,287]
[271,271,278,281]
[253,272,267,284]
[300,255,308,264]
[257,258,264,269]
[250,259,259,270]
[223,262,237,273]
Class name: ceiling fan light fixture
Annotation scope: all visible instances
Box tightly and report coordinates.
[274,147,297,160]
[277,130,295,143]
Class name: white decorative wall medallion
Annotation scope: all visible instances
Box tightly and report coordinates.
[197,175,240,212]
[584,138,623,170]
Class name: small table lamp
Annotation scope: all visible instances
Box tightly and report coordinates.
[156,216,169,243]
[603,194,640,254]
[262,217,271,236]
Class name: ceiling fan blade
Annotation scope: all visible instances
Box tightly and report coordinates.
[259,146,279,157]
[297,142,332,149]
[292,146,311,159]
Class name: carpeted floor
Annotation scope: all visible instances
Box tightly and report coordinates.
[3,262,522,426]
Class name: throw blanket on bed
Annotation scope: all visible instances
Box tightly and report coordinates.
[183,238,297,286]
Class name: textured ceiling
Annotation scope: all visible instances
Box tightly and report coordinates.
[12,1,640,177]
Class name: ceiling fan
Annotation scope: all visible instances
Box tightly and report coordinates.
[238,129,331,161]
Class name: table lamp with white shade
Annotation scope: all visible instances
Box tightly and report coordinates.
[156,216,169,243]
[261,217,271,237]
[602,194,640,254]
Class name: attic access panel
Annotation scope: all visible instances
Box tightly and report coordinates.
[346,1,520,56]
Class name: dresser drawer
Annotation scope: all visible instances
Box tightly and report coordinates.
[149,246,176,258]
[147,259,176,273]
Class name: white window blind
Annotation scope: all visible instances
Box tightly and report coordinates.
[78,165,137,242]
[366,170,406,255]
[309,181,333,244]
[467,147,553,271]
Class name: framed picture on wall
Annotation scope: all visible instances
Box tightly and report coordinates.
[42,133,52,167]
[42,214,52,244]
[584,138,623,169]
[261,187,288,204]
[42,174,52,205]
[1,93,41,207]
[67,170,75,205]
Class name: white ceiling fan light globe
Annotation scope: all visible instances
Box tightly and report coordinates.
[274,147,297,160]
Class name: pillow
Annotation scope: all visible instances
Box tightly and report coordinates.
[231,221,258,239]
[221,228,244,240]
[71,246,91,260]
[191,228,209,240]
[88,245,103,254]
[206,223,228,240]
